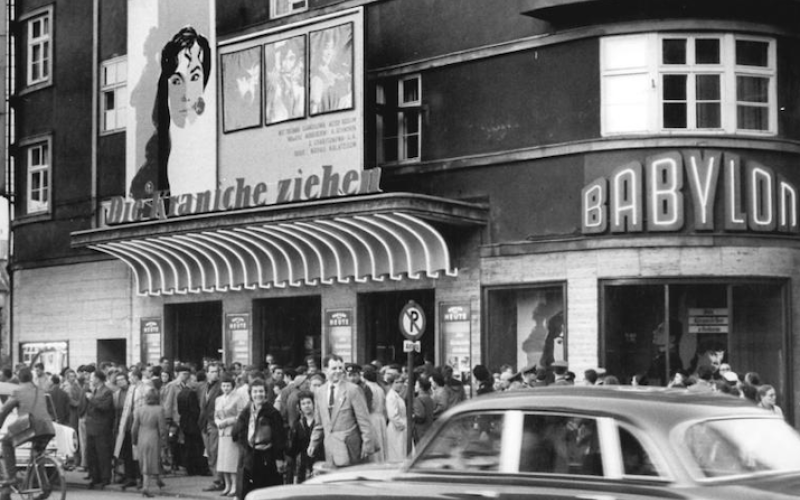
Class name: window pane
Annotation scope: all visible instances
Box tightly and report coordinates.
[662,74,687,101]
[695,39,720,64]
[620,428,658,476]
[412,413,505,472]
[662,39,686,64]
[663,103,687,128]
[697,103,721,128]
[737,106,768,131]
[30,148,40,166]
[104,91,115,111]
[41,145,49,164]
[520,415,601,475]
[696,75,720,100]
[736,40,769,67]
[404,111,420,134]
[31,173,41,192]
[402,78,420,104]
[737,76,769,103]
[32,20,41,38]
[405,135,419,160]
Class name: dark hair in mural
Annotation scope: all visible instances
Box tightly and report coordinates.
[130,26,211,199]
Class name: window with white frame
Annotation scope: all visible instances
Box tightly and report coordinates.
[26,141,51,214]
[101,57,127,133]
[377,75,422,164]
[601,33,776,136]
[27,12,52,86]
[271,0,308,18]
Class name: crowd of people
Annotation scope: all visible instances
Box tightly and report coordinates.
[0,351,784,499]
[0,354,472,499]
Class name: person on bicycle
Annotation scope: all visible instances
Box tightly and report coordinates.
[0,367,56,500]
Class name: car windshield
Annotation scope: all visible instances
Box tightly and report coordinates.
[684,417,800,479]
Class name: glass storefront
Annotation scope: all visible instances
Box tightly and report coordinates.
[253,296,322,370]
[484,284,566,374]
[601,279,788,403]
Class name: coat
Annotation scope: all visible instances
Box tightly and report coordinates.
[132,405,167,475]
[0,382,55,439]
[309,380,373,468]
[385,388,407,462]
[114,381,148,459]
[198,380,222,431]
[47,385,71,425]
[85,383,115,437]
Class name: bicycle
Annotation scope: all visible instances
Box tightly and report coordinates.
[8,437,66,500]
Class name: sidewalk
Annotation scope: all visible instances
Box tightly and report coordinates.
[65,468,229,499]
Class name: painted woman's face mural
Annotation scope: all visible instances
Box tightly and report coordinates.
[168,42,206,128]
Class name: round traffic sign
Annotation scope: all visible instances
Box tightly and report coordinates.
[399,300,426,340]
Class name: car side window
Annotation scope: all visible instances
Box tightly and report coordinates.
[412,412,504,472]
[519,415,603,476]
[618,427,659,477]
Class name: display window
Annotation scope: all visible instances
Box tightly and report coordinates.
[484,284,566,375]
[601,279,788,401]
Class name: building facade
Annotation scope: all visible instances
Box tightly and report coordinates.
[8,0,800,423]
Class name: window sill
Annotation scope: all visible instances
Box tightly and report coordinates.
[99,128,125,138]
[12,211,53,227]
[17,80,53,98]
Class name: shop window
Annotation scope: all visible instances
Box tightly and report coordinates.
[484,285,566,378]
[26,10,52,87]
[601,280,787,400]
[25,139,51,215]
[100,57,127,133]
[271,0,308,19]
[376,75,422,164]
[601,33,775,135]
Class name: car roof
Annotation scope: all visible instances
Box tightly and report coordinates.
[447,385,772,428]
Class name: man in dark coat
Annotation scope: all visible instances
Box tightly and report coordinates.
[85,370,115,489]
[47,374,71,425]
[175,365,205,475]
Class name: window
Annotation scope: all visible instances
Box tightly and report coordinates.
[26,11,52,86]
[377,75,422,164]
[412,412,506,472]
[101,57,127,133]
[601,34,776,135]
[271,0,308,18]
[26,140,51,214]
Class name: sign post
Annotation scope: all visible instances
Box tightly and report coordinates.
[399,300,426,456]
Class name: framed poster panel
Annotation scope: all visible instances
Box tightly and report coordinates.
[20,342,69,375]
[140,317,162,366]
[226,313,251,366]
[326,308,354,363]
[308,23,354,116]
[221,46,263,132]
[265,35,306,125]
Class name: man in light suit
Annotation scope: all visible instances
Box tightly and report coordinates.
[308,354,373,468]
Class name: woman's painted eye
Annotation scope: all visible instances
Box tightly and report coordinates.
[191,73,201,82]
[170,76,182,86]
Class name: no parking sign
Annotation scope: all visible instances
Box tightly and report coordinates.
[399,300,426,340]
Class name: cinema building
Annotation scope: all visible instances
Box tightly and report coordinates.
[9,0,800,421]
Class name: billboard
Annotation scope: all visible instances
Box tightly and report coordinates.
[126,0,217,200]
[218,10,364,190]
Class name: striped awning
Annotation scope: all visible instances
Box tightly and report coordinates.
[72,193,488,296]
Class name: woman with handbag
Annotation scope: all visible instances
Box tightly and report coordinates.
[232,379,286,499]
[132,388,167,498]
[215,374,245,496]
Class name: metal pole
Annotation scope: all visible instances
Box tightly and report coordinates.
[406,349,414,455]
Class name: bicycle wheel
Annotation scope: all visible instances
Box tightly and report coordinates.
[19,455,66,500]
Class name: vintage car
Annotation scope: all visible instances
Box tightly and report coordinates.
[247,385,800,500]
[0,381,78,467]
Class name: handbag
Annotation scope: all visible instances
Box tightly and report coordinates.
[7,413,35,447]
[8,386,41,447]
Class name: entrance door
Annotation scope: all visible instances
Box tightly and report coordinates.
[253,296,321,370]
[165,301,223,368]
[359,290,435,367]
[97,339,126,367]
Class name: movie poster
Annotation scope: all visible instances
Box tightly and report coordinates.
[222,46,262,132]
[127,0,217,200]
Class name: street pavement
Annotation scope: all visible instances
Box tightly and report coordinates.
[64,467,229,500]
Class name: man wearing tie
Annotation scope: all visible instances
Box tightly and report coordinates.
[307,354,373,468]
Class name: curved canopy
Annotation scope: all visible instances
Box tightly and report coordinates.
[73,193,489,296]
